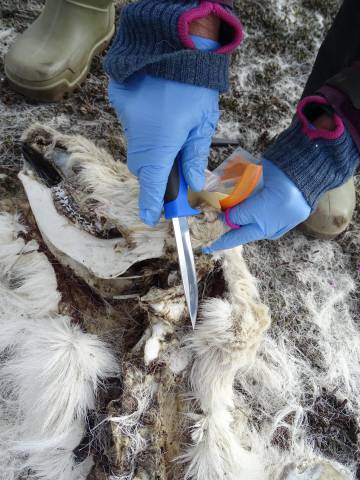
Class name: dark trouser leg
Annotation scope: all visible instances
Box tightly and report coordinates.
[302,0,360,97]
[300,0,359,238]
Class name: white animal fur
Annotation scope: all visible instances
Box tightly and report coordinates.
[0,213,119,480]
[1,316,118,437]
[109,245,270,480]
[182,247,271,479]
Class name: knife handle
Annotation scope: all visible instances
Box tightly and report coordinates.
[164,154,200,220]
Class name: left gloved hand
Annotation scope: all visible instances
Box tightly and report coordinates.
[203,158,311,253]
[108,37,220,226]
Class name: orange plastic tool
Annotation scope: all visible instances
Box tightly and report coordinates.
[219,155,263,210]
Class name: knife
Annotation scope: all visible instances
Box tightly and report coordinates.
[164,154,199,329]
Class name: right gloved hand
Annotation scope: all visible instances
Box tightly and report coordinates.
[108,37,220,226]
[204,98,360,253]
[203,158,312,253]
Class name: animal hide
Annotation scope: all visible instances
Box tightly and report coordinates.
[0,126,358,480]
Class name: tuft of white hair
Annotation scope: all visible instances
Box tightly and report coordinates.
[1,315,118,437]
[109,366,157,479]
[0,315,117,480]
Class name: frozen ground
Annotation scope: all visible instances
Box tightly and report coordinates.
[0,0,360,479]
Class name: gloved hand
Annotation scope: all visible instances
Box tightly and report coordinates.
[203,158,312,253]
[108,36,220,226]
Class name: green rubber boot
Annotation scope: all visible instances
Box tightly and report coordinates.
[300,177,356,239]
[4,0,115,101]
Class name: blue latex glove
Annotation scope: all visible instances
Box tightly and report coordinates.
[203,159,312,253]
[108,35,220,226]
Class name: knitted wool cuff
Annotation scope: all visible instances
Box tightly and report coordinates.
[264,96,360,210]
[103,0,243,92]
[318,62,360,154]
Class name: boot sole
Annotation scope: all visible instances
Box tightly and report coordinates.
[5,23,115,102]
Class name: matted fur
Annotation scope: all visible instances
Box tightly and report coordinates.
[232,235,359,479]
[0,212,60,318]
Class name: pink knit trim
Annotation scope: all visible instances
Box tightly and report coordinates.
[225,208,241,230]
[178,0,243,54]
[207,0,234,6]
[297,95,345,140]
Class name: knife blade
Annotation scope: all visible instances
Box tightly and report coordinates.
[164,154,199,329]
[172,217,198,328]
